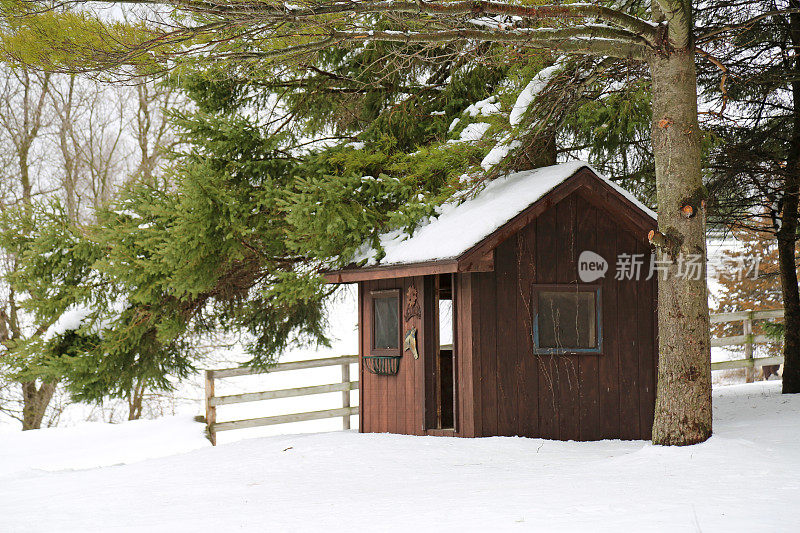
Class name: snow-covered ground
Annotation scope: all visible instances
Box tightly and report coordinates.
[1,380,797,532]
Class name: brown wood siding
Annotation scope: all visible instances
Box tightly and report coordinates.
[357,183,657,441]
[412,276,426,435]
[470,187,657,440]
[534,199,560,439]
[455,273,476,437]
[358,282,366,433]
[556,195,581,441]
[576,195,600,440]
[637,241,657,437]
[516,223,538,437]
[359,274,475,435]
[596,202,622,439]
[495,236,518,436]
[477,270,498,436]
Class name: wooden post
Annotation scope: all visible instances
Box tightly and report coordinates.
[743,314,754,383]
[341,362,351,430]
[205,370,217,446]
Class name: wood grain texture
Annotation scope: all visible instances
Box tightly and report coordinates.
[638,240,657,439]
[358,282,365,433]
[456,273,475,436]
[535,202,560,440]
[516,221,539,437]
[354,182,658,441]
[477,271,499,436]
[576,195,600,440]
[413,276,426,435]
[469,273,484,437]
[556,195,581,442]
[495,237,518,436]
[596,210,621,439]
[617,230,641,440]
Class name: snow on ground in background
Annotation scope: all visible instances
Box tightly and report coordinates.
[0,416,209,479]
[705,233,781,385]
[0,380,797,532]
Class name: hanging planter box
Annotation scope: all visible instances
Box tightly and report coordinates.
[364,355,401,376]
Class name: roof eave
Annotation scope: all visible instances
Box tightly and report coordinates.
[323,251,495,284]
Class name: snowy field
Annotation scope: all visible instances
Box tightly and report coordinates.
[1,380,798,532]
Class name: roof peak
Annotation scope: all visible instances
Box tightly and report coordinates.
[325,162,656,283]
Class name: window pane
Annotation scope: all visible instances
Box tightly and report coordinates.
[373,296,399,349]
[538,291,597,349]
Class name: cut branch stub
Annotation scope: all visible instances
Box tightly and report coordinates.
[648,229,681,258]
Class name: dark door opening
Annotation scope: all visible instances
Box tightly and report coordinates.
[433,274,456,430]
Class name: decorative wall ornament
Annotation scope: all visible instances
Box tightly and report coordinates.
[404,285,421,321]
[404,327,419,359]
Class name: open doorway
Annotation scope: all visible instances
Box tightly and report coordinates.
[428,274,456,430]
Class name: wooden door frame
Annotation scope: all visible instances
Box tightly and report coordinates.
[424,273,458,435]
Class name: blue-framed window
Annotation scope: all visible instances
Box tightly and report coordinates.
[533,285,602,354]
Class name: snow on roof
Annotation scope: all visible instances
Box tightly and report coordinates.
[354,161,656,268]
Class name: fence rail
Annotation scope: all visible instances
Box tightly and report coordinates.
[202,310,785,443]
[204,355,358,445]
[709,309,784,380]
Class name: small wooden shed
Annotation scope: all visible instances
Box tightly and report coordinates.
[325,162,658,440]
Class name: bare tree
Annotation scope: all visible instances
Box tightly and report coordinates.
[0,66,176,428]
[0,66,58,430]
[50,75,131,220]
[132,81,176,184]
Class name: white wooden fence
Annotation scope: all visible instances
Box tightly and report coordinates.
[710,309,784,381]
[204,355,358,445]
[202,310,784,443]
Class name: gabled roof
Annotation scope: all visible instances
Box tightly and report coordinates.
[325,162,656,283]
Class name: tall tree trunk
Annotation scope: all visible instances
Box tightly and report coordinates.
[780,3,800,394]
[777,212,800,393]
[649,50,713,445]
[21,381,57,430]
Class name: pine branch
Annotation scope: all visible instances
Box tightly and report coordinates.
[5,0,660,72]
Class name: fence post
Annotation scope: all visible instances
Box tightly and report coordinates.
[743,313,754,383]
[205,370,217,446]
[341,362,351,430]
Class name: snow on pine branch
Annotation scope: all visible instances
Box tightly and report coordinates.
[510,63,564,126]
[43,305,93,341]
[42,296,130,342]
[481,135,522,171]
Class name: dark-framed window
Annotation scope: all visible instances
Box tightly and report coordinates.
[370,289,401,354]
[533,284,602,354]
